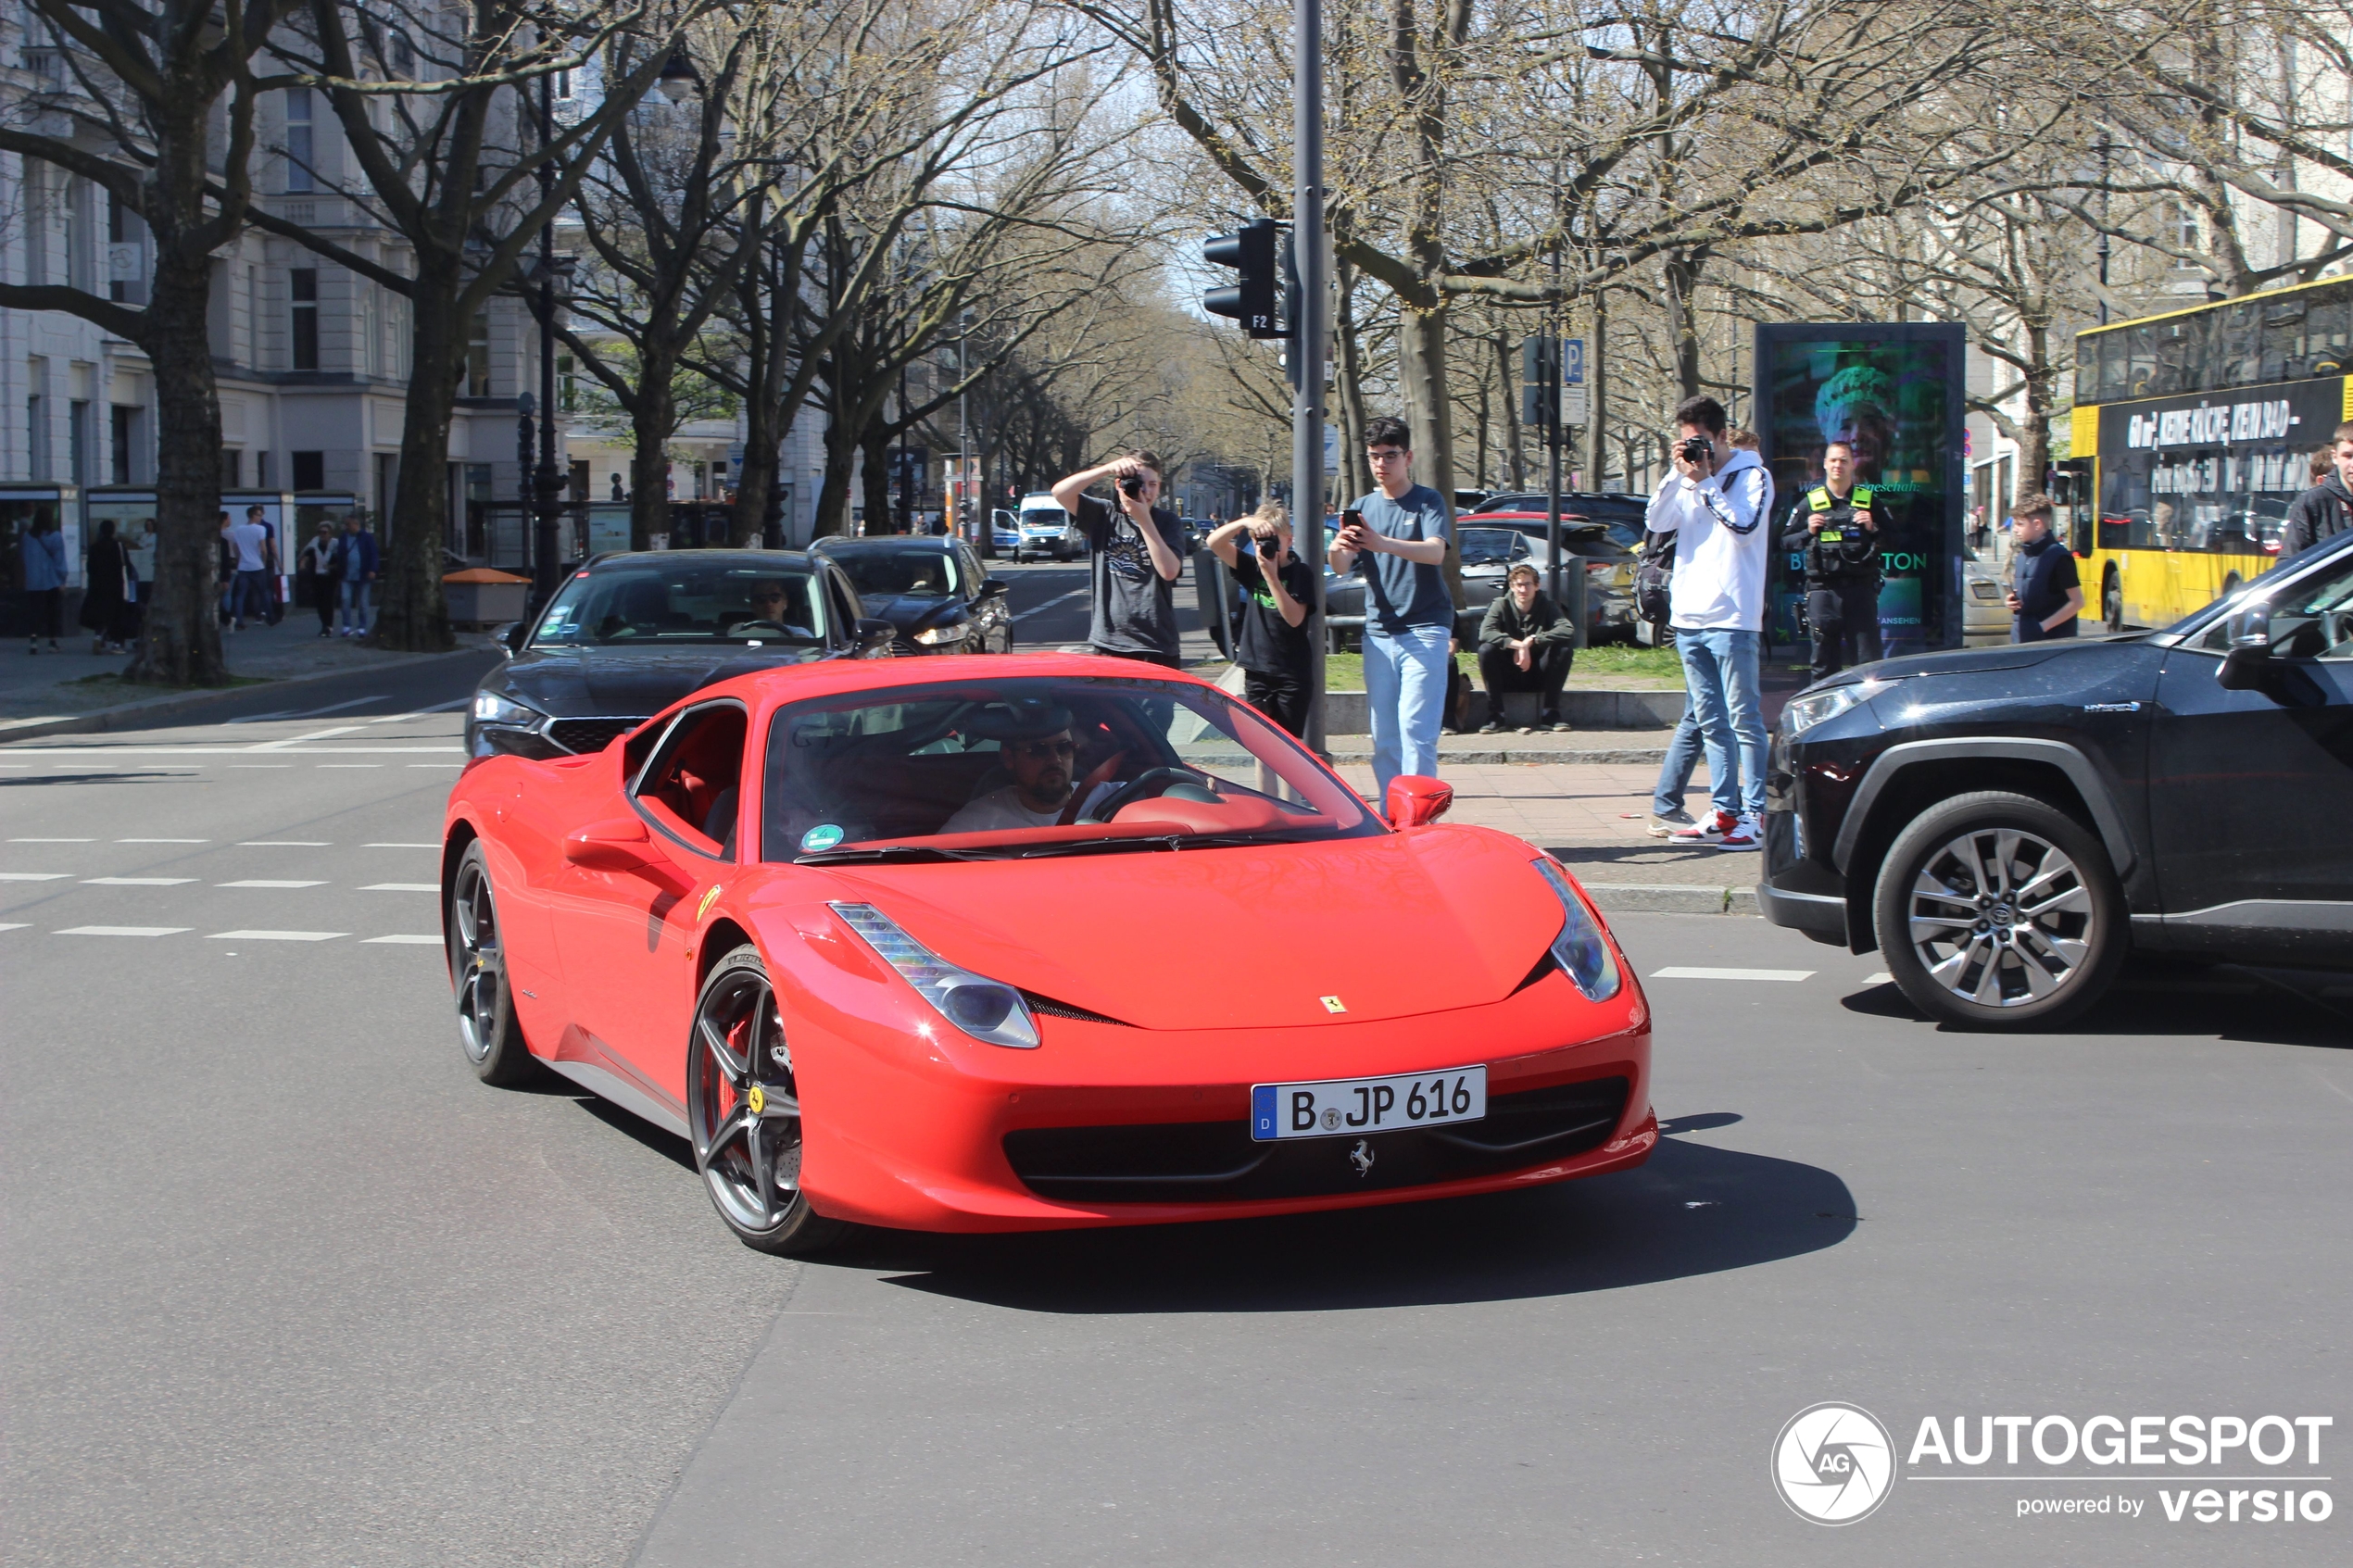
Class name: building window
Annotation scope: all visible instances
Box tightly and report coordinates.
[291,269,320,370]
[25,168,49,287]
[69,400,91,483]
[107,192,147,305]
[222,449,242,487]
[2170,204,2200,270]
[28,395,48,481]
[110,404,139,484]
[284,87,315,193]
[376,453,399,521]
[292,451,326,491]
[558,353,577,411]
[64,177,92,293]
[466,309,492,396]
[256,450,272,488]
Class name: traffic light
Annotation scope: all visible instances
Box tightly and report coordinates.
[1204,218,1281,339]
[1520,335,1558,430]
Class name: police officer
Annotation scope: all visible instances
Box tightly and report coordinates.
[1781,438,1881,682]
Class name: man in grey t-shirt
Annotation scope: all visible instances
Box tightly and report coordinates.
[1051,449,1188,666]
[1328,415,1453,797]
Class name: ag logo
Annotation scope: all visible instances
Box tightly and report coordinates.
[1771,1402,1894,1524]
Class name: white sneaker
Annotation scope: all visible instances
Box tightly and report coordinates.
[1646,809,1696,839]
[1669,809,1734,845]
[1717,814,1762,851]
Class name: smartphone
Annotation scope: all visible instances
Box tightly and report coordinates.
[1341,508,1365,533]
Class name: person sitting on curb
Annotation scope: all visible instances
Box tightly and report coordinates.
[1476,562,1575,734]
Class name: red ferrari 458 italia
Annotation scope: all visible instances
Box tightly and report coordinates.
[440,653,1655,1253]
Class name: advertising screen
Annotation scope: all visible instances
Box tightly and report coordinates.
[1755,323,1967,658]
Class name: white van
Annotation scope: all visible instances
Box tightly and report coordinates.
[1014,494,1080,562]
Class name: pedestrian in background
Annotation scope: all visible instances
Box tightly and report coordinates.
[1783,438,1881,683]
[1207,501,1314,737]
[2279,421,2353,558]
[216,512,237,629]
[333,514,379,637]
[1477,562,1574,733]
[19,508,67,654]
[246,506,284,626]
[1328,415,1453,798]
[1646,395,1772,852]
[227,508,270,629]
[1051,449,1187,667]
[298,521,339,638]
[79,518,139,654]
[2006,495,2082,642]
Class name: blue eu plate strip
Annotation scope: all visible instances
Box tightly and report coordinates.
[1252,1085,1277,1141]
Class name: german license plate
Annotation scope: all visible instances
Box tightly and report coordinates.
[1251,1065,1487,1142]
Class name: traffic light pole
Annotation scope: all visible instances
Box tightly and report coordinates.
[1293,0,1327,757]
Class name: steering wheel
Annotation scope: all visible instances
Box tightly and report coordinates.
[724,619,790,639]
[1082,766,1218,823]
[2322,608,2353,655]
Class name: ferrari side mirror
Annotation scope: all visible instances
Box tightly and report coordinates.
[564,816,654,869]
[1385,775,1454,828]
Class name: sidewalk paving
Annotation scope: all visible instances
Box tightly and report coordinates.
[0,618,491,736]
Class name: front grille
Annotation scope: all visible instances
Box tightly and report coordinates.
[1003,1075,1630,1204]
[547,718,642,755]
[889,638,920,658]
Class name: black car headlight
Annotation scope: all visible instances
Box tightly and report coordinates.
[1533,859,1621,1002]
[912,621,969,646]
[1781,678,1893,738]
[472,688,545,727]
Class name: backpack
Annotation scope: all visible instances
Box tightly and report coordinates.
[1634,530,1676,624]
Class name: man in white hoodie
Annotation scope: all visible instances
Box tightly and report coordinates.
[1644,395,1773,850]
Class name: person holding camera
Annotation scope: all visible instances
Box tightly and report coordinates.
[1207,501,1314,738]
[1782,439,1882,683]
[1051,449,1189,667]
[1327,416,1454,797]
[1645,395,1772,851]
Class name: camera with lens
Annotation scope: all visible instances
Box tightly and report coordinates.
[1117,472,1146,499]
[1677,435,1712,466]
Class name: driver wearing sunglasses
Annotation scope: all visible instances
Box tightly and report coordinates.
[941,707,1117,834]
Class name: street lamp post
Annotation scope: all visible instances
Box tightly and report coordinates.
[528,64,562,602]
[1293,0,1327,756]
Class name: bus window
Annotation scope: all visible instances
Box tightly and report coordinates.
[2124,326,2157,397]
[2217,302,2262,387]
[2094,331,2128,403]
[2153,320,2196,395]
[2306,286,2347,377]
[2260,295,2306,380]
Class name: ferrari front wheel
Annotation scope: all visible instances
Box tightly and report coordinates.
[687,946,847,1256]
[449,843,540,1085]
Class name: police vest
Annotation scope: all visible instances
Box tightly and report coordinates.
[1802,484,1878,578]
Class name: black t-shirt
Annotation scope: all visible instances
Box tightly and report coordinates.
[1230,549,1315,675]
[1074,493,1186,657]
[2012,535,2081,641]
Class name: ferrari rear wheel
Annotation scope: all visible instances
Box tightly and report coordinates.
[687,946,847,1256]
[449,843,541,1085]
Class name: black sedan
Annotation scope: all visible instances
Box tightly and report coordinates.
[810,534,1013,657]
[1759,530,2353,1029]
[467,551,893,760]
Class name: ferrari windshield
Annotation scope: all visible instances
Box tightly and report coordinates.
[533,561,826,647]
[824,546,960,599]
[761,675,1378,859]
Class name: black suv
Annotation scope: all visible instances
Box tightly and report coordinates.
[1760,530,2353,1029]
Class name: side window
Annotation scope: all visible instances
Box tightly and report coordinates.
[630,703,748,859]
[827,572,861,643]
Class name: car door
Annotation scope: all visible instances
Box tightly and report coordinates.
[2146,547,2353,962]
[544,700,747,1105]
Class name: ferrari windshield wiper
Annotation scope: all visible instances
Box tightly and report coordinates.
[1015,832,1303,860]
[795,844,992,865]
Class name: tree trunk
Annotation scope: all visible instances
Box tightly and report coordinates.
[1395,301,1462,606]
[2015,324,2053,508]
[1332,258,1372,504]
[629,363,675,551]
[1664,249,1706,404]
[1585,291,1609,491]
[862,423,895,534]
[373,278,463,652]
[124,255,228,686]
[811,415,861,539]
[1492,328,1525,490]
[732,433,777,548]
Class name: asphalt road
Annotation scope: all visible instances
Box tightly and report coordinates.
[4,646,2347,1567]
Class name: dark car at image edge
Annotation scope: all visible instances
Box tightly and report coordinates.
[1758,530,2353,1029]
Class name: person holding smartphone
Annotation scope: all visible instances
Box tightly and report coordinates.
[1051,449,1188,667]
[1327,415,1453,797]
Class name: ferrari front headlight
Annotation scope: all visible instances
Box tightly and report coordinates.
[829,902,1040,1048]
[1533,858,1622,1002]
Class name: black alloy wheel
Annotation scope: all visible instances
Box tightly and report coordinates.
[448,843,540,1085]
[686,946,847,1255]
[1873,791,2127,1030]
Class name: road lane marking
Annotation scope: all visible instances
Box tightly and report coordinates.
[1650,966,1816,982]
[0,922,28,932]
[56,925,189,936]
[226,696,388,725]
[367,697,470,721]
[1864,972,1893,985]
[219,880,328,889]
[249,723,371,750]
[9,836,94,842]
[361,884,440,892]
[0,872,71,881]
[366,843,440,849]
[318,764,384,769]
[363,935,443,945]
[1012,586,1090,622]
[240,841,331,847]
[119,838,208,844]
[83,877,199,885]
[229,764,295,769]
[208,930,346,942]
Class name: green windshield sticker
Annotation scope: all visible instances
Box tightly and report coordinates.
[800,824,846,852]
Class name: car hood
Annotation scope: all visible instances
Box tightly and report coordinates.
[806,825,1570,1030]
[1841,641,2082,684]
[855,593,963,633]
[497,646,824,718]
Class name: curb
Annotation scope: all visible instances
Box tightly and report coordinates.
[1325,745,1669,765]
[0,646,491,744]
[1579,882,1763,916]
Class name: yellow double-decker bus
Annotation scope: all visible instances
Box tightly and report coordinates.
[2071,277,2352,632]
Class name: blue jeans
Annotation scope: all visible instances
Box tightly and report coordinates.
[339,578,371,633]
[233,570,270,623]
[1676,628,1767,820]
[1362,623,1451,798]
[1651,698,1703,817]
